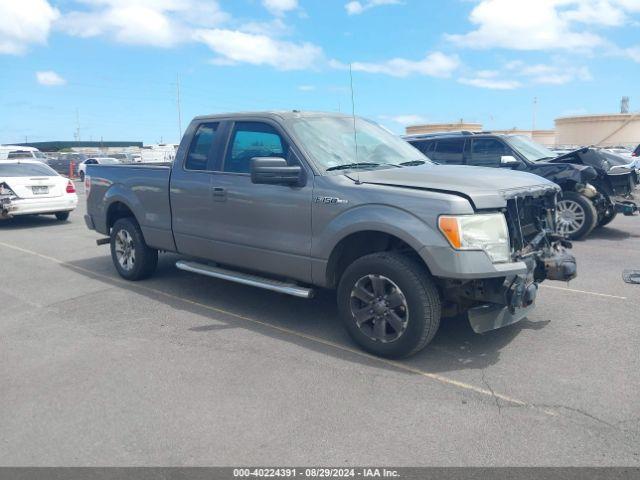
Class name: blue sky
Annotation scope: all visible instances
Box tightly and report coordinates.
[1,0,639,144]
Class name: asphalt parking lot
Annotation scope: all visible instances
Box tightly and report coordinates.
[1,183,639,466]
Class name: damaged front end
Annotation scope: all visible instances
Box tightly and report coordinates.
[444,188,577,334]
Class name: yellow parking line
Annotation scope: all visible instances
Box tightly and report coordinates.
[540,284,627,300]
[0,240,556,415]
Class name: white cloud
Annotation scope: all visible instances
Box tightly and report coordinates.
[345,0,402,15]
[262,0,298,16]
[345,52,460,77]
[195,29,324,70]
[0,0,59,55]
[297,85,316,91]
[380,114,427,126]
[623,45,640,62]
[445,0,634,51]
[458,77,522,90]
[36,70,66,86]
[58,0,229,47]
[506,60,592,85]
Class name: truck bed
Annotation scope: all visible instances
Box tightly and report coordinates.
[85,163,175,251]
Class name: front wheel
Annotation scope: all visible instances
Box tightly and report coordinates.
[556,191,598,240]
[110,217,158,280]
[337,252,441,358]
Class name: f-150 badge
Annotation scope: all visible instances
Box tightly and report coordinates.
[314,196,348,205]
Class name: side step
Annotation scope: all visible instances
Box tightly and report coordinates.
[175,260,315,299]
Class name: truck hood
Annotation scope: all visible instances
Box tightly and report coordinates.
[347,164,559,209]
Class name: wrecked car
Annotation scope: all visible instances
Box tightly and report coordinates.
[405,132,639,240]
[84,111,576,358]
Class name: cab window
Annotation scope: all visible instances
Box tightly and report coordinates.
[224,122,287,174]
[185,123,218,171]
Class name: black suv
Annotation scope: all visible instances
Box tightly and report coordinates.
[405,132,639,240]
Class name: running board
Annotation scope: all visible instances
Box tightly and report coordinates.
[175,260,315,299]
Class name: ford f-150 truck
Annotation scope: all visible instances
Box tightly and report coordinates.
[84,111,576,358]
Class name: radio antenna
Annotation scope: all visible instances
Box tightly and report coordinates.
[349,63,361,184]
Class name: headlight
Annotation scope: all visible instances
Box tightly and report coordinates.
[438,213,510,263]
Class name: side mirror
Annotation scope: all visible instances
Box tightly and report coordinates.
[500,155,519,166]
[250,157,303,186]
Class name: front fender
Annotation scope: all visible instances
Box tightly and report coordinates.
[311,204,448,286]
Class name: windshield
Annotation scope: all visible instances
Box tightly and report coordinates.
[0,163,58,177]
[505,135,557,162]
[289,116,432,172]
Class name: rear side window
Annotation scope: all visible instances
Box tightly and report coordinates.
[225,122,287,174]
[185,123,218,170]
[433,139,465,164]
[470,138,509,167]
[0,163,57,177]
[7,151,33,159]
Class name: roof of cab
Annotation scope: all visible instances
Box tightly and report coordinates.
[192,110,353,122]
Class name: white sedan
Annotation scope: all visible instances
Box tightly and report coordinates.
[0,160,78,221]
[78,157,120,181]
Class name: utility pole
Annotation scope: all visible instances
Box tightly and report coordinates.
[532,97,538,132]
[176,74,182,142]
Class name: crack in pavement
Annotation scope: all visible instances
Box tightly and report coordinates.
[481,369,502,414]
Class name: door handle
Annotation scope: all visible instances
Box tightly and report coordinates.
[212,186,226,201]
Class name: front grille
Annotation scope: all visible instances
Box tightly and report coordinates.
[505,192,557,253]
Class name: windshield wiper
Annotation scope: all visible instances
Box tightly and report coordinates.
[398,160,426,166]
[326,162,381,171]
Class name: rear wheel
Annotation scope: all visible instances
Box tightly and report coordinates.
[556,191,598,240]
[55,211,70,221]
[110,217,158,280]
[337,252,441,358]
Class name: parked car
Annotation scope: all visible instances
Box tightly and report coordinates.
[78,157,121,181]
[0,146,49,163]
[405,132,639,239]
[47,153,89,177]
[0,160,78,221]
[110,153,142,164]
[84,111,576,358]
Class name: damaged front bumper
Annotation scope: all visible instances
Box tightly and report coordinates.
[466,246,576,333]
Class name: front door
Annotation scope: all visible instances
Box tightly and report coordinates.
[205,120,314,283]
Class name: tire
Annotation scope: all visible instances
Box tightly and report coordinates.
[79,171,85,182]
[55,211,70,221]
[597,208,617,228]
[337,252,441,358]
[556,191,598,240]
[110,217,158,280]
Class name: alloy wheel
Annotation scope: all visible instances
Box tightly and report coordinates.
[556,199,586,236]
[114,229,136,271]
[349,274,409,343]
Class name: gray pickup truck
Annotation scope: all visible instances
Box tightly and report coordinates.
[85,111,576,357]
